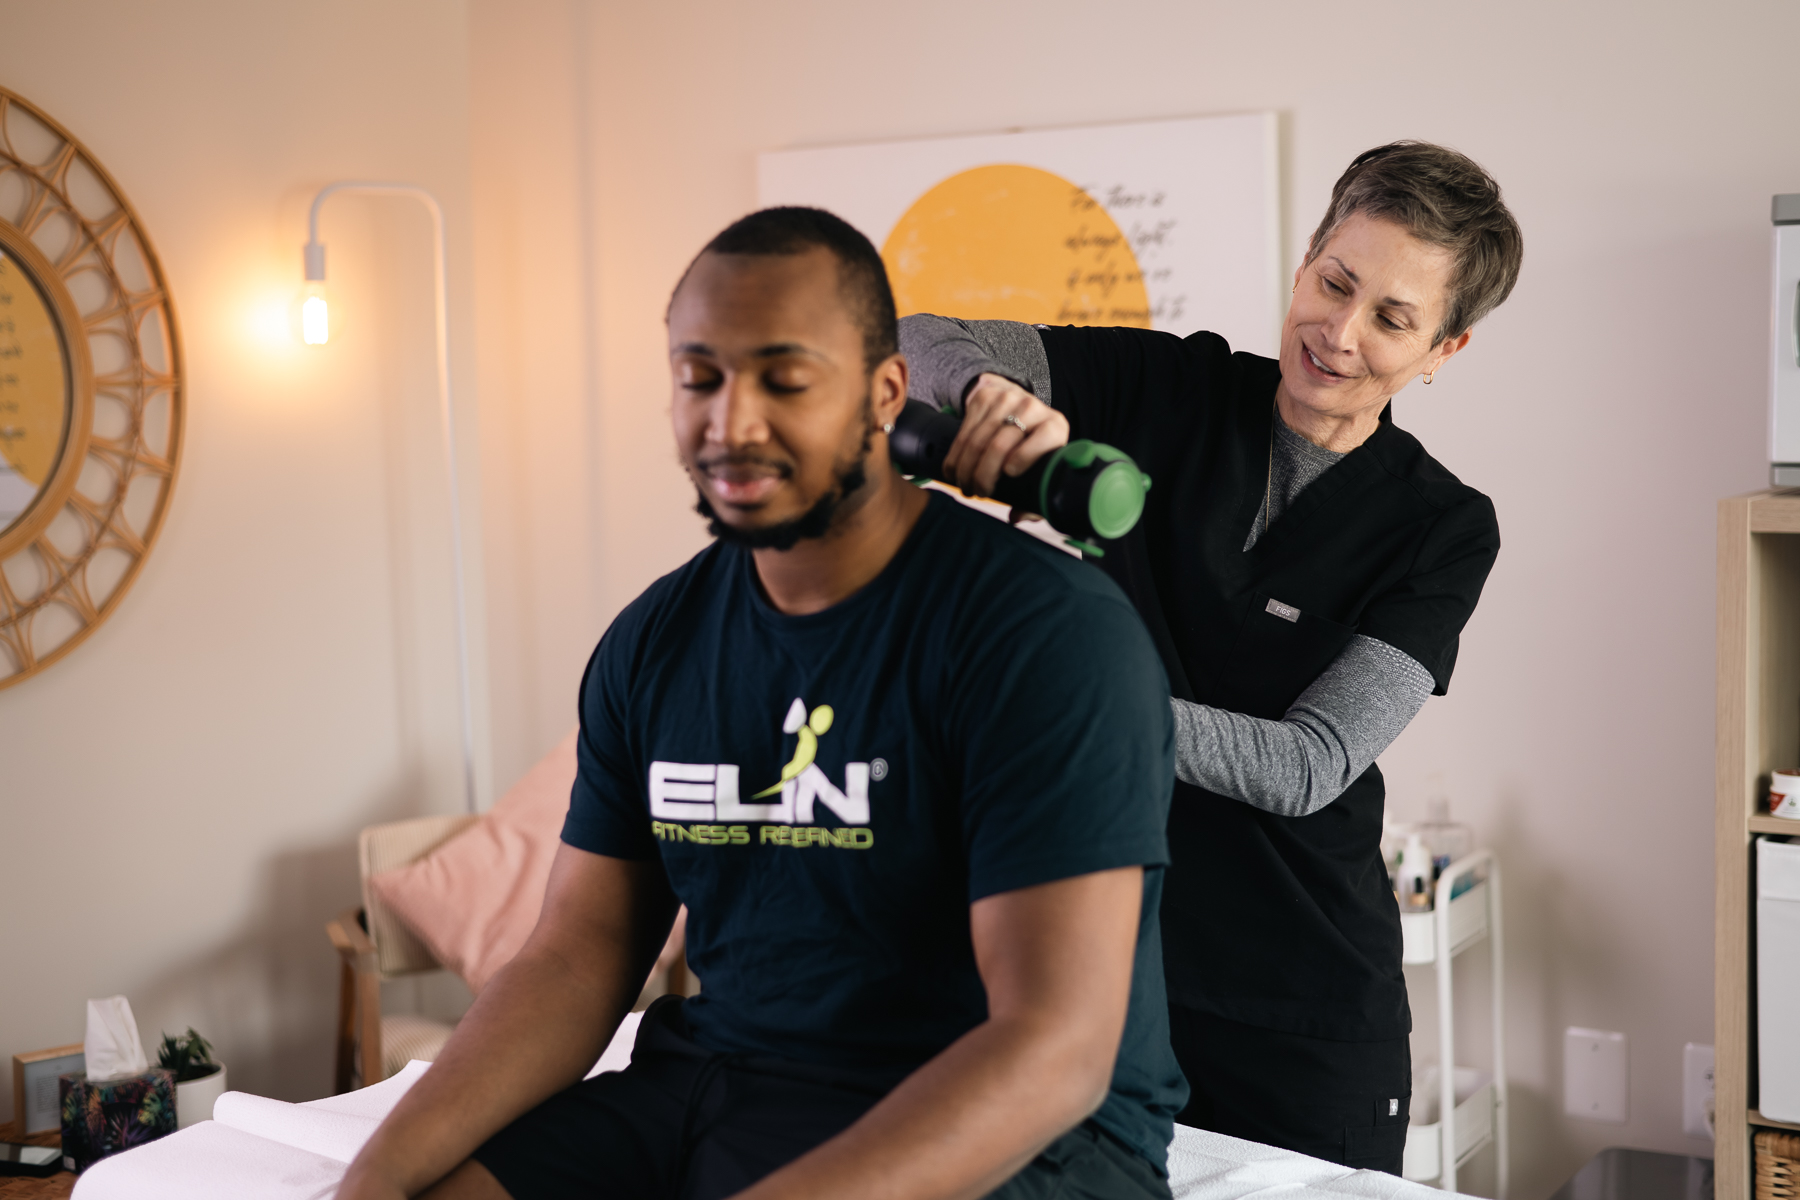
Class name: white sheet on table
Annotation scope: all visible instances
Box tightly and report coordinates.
[73,1119,346,1200]
[585,1010,641,1078]
[301,1059,435,1121]
[74,1010,1462,1200]
[1166,1125,1450,1199]
[71,1017,645,1198]
[211,1093,381,1164]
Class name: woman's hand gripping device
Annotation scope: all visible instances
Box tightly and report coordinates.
[888,400,1151,556]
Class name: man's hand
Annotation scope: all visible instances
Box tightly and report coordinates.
[732,866,1144,1200]
[335,847,677,1199]
[941,373,1069,500]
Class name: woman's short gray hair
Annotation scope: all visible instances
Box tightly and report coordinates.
[1304,141,1523,346]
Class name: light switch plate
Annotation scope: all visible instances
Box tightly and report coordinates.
[1565,1027,1628,1123]
[1684,1043,1715,1137]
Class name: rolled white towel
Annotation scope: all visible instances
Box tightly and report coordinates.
[212,1092,380,1164]
[72,1119,345,1200]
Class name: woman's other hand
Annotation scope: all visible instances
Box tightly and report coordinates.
[942,373,1069,499]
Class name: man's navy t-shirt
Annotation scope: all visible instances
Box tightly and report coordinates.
[563,491,1187,1171]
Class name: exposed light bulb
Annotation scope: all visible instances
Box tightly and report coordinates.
[301,282,329,345]
[300,240,330,346]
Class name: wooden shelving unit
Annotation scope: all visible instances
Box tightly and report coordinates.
[1716,490,1800,1200]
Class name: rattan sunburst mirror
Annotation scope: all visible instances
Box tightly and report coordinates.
[0,87,182,689]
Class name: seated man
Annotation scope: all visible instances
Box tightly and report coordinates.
[336,207,1185,1200]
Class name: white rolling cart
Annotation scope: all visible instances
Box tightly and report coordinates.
[1399,849,1507,1197]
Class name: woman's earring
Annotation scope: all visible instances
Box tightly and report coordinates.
[882,421,895,434]
[1423,370,1435,385]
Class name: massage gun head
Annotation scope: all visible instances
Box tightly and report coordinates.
[887,400,1151,549]
[1036,440,1152,542]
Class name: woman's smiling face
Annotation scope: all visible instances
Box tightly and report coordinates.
[1278,212,1466,431]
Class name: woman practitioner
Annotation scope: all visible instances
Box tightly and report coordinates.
[899,141,1521,1174]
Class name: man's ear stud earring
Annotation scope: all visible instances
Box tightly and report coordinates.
[882,421,895,434]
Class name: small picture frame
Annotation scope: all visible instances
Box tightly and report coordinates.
[12,1044,84,1136]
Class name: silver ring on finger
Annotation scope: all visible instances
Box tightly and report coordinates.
[1001,414,1031,435]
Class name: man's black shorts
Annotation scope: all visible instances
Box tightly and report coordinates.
[473,997,1171,1200]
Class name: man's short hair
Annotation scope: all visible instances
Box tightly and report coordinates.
[1303,141,1523,346]
[674,207,899,371]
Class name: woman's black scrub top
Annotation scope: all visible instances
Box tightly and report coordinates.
[1038,325,1500,1042]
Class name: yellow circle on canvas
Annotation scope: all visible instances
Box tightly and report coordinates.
[882,164,1150,328]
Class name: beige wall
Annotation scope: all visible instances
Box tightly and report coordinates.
[0,0,486,1107]
[469,0,606,791]
[1,0,1792,1195]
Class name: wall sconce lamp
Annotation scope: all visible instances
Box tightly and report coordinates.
[303,182,478,815]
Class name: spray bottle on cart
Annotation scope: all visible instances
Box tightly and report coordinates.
[1397,832,1434,913]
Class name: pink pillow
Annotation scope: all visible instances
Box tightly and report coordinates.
[370,730,577,993]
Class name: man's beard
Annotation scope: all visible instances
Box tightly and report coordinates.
[693,400,875,552]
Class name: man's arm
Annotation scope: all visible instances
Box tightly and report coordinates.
[336,845,678,1200]
[733,865,1144,1200]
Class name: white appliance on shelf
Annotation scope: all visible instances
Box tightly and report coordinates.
[1758,837,1800,1120]
[1400,850,1507,1198]
[1770,195,1800,486]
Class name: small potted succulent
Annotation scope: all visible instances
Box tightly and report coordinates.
[158,1028,225,1128]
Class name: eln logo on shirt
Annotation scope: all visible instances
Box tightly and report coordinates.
[649,698,875,850]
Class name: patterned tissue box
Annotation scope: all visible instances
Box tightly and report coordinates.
[58,1067,177,1172]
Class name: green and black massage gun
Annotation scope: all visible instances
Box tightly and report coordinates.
[888,399,1151,556]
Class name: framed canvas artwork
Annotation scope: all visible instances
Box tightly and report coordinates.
[758,112,1281,355]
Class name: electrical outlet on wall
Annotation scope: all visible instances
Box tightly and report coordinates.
[1684,1043,1715,1138]
[1565,1027,1629,1123]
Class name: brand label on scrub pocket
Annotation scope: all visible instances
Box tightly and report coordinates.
[1265,598,1300,623]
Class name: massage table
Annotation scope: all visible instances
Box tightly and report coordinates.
[71,1014,1459,1200]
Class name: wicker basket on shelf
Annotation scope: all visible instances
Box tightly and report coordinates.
[1757,1129,1800,1200]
